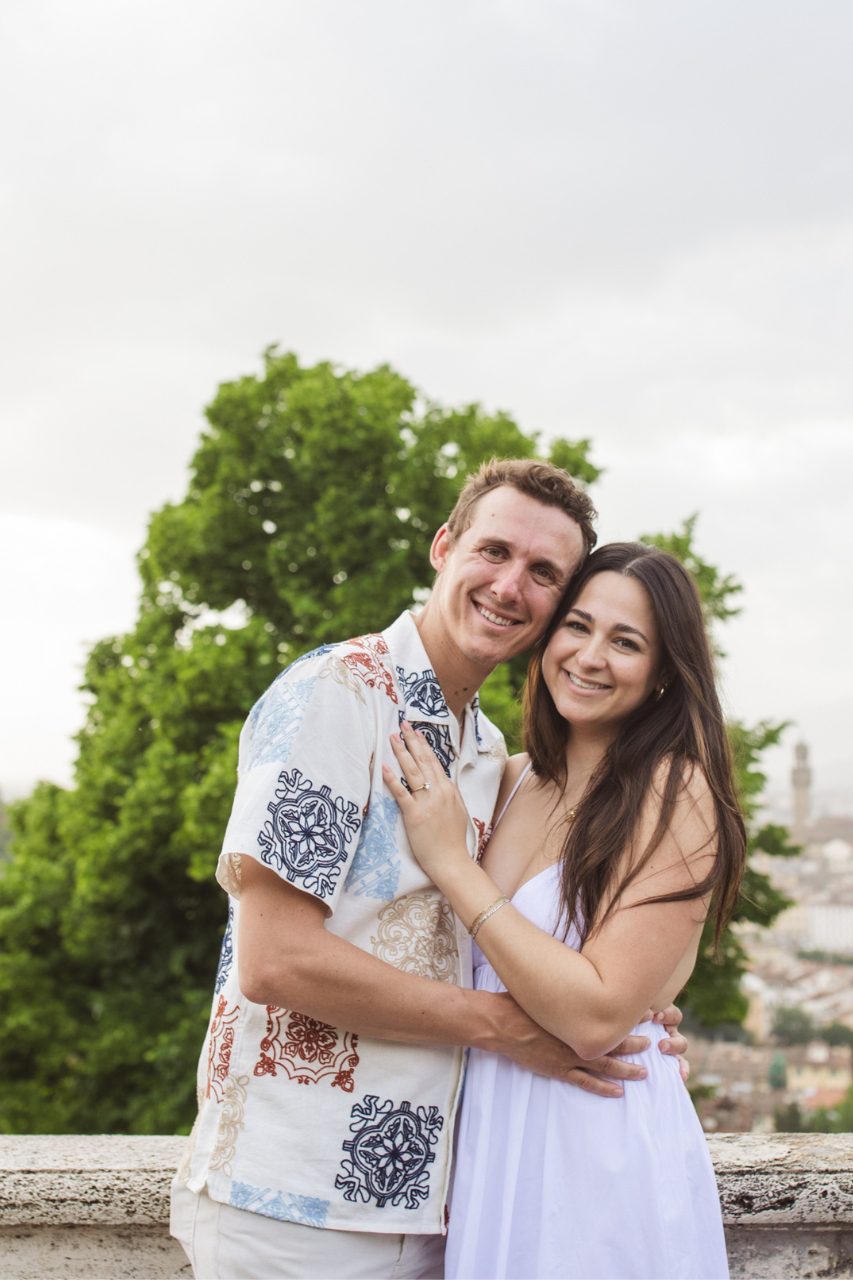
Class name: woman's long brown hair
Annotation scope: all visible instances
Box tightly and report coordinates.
[523,543,746,946]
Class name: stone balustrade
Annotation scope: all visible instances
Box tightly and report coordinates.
[1,1133,852,1278]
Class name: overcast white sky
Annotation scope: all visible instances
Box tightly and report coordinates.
[2,0,851,813]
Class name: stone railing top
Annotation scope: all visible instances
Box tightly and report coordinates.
[1,1133,852,1229]
[1,1135,186,1227]
[708,1132,853,1226]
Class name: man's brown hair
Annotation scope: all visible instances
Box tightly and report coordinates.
[446,458,598,554]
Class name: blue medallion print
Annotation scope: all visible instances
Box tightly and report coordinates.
[246,674,317,770]
[336,1095,444,1210]
[229,1180,329,1227]
[214,903,234,993]
[395,666,447,719]
[472,696,483,747]
[344,795,401,900]
[258,768,361,899]
[400,718,455,777]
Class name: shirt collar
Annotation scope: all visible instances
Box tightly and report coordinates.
[382,611,496,755]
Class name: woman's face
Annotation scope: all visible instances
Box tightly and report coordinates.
[542,571,662,736]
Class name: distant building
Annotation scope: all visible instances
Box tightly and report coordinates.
[789,741,853,848]
[791,741,812,843]
[690,1039,852,1133]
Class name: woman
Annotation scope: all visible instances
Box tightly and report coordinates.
[383,543,745,1280]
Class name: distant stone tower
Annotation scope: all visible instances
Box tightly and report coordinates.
[791,741,812,842]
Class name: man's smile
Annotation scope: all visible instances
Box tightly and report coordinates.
[473,601,522,629]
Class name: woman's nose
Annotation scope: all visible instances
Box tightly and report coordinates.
[576,637,606,668]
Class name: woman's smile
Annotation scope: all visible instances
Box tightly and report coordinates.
[565,671,611,692]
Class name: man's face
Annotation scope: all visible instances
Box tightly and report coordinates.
[427,485,587,674]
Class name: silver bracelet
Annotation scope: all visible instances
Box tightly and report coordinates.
[469,896,509,940]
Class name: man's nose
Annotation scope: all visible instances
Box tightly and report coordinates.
[491,561,524,600]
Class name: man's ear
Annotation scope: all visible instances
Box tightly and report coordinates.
[429,524,453,573]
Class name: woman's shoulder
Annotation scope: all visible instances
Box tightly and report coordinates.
[649,756,711,803]
[642,758,717,858]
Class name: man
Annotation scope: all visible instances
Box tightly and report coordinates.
[171,459,686,1278]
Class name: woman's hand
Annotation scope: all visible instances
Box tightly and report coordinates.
[383,722,473,883]
[653,1002,690,1081]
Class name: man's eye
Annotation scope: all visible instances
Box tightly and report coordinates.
[532,566,555,583]
[481,546,505,559]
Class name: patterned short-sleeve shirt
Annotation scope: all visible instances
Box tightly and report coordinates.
[179,612,506,1234]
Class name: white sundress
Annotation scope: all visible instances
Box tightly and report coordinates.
[446,770,729,1280]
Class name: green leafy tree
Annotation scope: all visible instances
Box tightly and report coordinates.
[774,1101,805,1132]
[775,1086,853,1134]
[0,350,790,1133]
[675,718,796,1028]
[807,1103,848,1132]
[768,1051,788,1090]
[798,950,853,967]
[0,352,596,1134]
[772,1006,818,1046]
[140,350,598,651]
[0,792,11,862]
[822,1024,853,1047]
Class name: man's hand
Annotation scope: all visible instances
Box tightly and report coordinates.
[563,1036,655,1099]
[489,994,691,1096]
[486,992,651,1099]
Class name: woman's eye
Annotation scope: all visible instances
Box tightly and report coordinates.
[614,637,640,651]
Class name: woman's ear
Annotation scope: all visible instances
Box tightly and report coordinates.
[654,669,672,701]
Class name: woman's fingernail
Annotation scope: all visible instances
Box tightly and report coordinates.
[659,1039,670,1051]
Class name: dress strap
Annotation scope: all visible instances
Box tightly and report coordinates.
[491,760,533,834]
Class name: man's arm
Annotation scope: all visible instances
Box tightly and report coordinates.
[238,857,672,1097]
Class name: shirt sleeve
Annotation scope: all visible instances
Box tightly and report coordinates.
[216,649,374,915]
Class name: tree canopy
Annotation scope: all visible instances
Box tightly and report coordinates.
[0,793,11,862]
[1,349,790,1133]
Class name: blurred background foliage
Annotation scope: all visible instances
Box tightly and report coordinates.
[0,350,792,1133]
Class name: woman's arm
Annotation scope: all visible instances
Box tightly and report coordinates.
[385,723,714,1060]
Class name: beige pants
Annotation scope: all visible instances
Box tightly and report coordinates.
[170,1181,446,1280]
